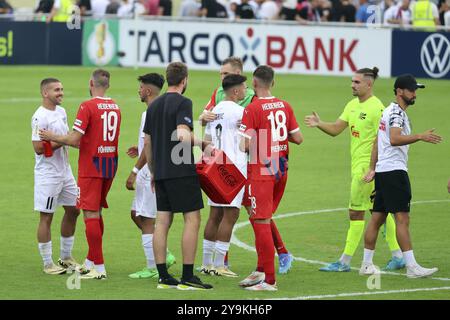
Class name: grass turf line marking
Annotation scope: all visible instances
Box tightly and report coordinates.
[268,286,450,300]
[231,199,450,282]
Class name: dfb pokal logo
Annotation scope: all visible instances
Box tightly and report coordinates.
[87,21,116,66]
[420,34,450,78]
[239,28,260,67]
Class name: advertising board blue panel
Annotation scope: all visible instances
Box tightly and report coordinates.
[392,30,450,79]
[0,21,81,65]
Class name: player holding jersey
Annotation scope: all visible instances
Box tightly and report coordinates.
[200,57,294,275]
[32,78,80,275]
[200,74,248,277]
[125,73,176,279]
[304,67,405,272]
[238,66,303,291]
[40,69,121,280]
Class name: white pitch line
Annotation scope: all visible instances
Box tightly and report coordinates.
[268,286,450,300]
[231,199,450,282]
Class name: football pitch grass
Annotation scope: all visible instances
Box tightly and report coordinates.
[0,66,449,300]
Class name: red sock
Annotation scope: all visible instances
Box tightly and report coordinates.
[99,215,104,236]
[271,219,288,255]
[84,218,104,265]
[250,220,264,272]
[253,222,275,285]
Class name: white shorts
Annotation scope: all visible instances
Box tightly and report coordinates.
[34,171,78,213]
[131,171,156,218]
[207,186,245,209]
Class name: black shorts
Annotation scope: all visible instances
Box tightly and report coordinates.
[372,170,411,214]
[154,175,204,213]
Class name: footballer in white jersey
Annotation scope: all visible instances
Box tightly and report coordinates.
[130,111,157,218]
[205,100,247,208]
[125,73,176,279]
[32,78,80,275]
[32,105,78,212]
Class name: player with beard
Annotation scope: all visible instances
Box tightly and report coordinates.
[360,74,441,278]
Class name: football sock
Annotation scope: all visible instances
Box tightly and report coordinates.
[84,258,94,270]
[182,264,194,280]
[403,250,418,267]
[60,236,74,260]
[270,219,289,255]
[202,239,215,266]
[342,220,365,262]
[84,218,104,265]
[254,222,276,285]
[142,234,155,269]
[384,214,401,254]
[95,264,105,273]
[340,254,352,266]
[251,220,264,272]
[99,215,104,236]
[38,241,53,267]
[214,241,230,268]
[363,248,375,264]
[156,263,169,279]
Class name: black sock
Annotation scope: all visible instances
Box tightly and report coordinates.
[156,263,169,279]
[182,264,194,280]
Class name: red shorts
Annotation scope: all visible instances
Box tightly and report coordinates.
[247,174,288,220]
[77,177,114,212]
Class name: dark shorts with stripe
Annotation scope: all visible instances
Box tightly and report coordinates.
[155,175,204,213]
[372,170,411,214]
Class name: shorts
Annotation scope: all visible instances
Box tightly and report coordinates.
[208,186,245,209]
[34,172,77,213]
[247,174,288,220]
[154,175,204,213]
[77,177,114,212]
[349,166,375,211]
[131,173,156,218]
[372,170,411,214]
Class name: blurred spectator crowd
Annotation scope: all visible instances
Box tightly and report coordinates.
[0,0,449,27]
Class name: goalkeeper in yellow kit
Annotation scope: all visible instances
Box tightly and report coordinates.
[304,67,405,272]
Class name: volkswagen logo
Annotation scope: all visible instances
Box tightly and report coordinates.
[420,34,450,78]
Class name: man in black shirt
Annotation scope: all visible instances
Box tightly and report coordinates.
[143,62,213,290]
[159,0,172,16]
[236,0,255,19]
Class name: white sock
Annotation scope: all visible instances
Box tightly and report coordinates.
[38,241,53,267]
[95,264,106,273]
[339,254,352,266]
[391,249,403,259]
[363,248,375,264]
[142,234,155,269]
[202,239,215,266]
[84,258,94,269]
[60,236,74,260]
[403,250,418,267]
[213,241,230,268]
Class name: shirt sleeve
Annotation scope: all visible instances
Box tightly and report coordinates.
[31,113,46,141]
[238,106,257,139]
[338,102,351,123]
[204,89,217,111]
[73,103,89,135]
[143,106,152,135]
[287,104,300,134]
[176,99,194,130]
[389,109,405,129]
